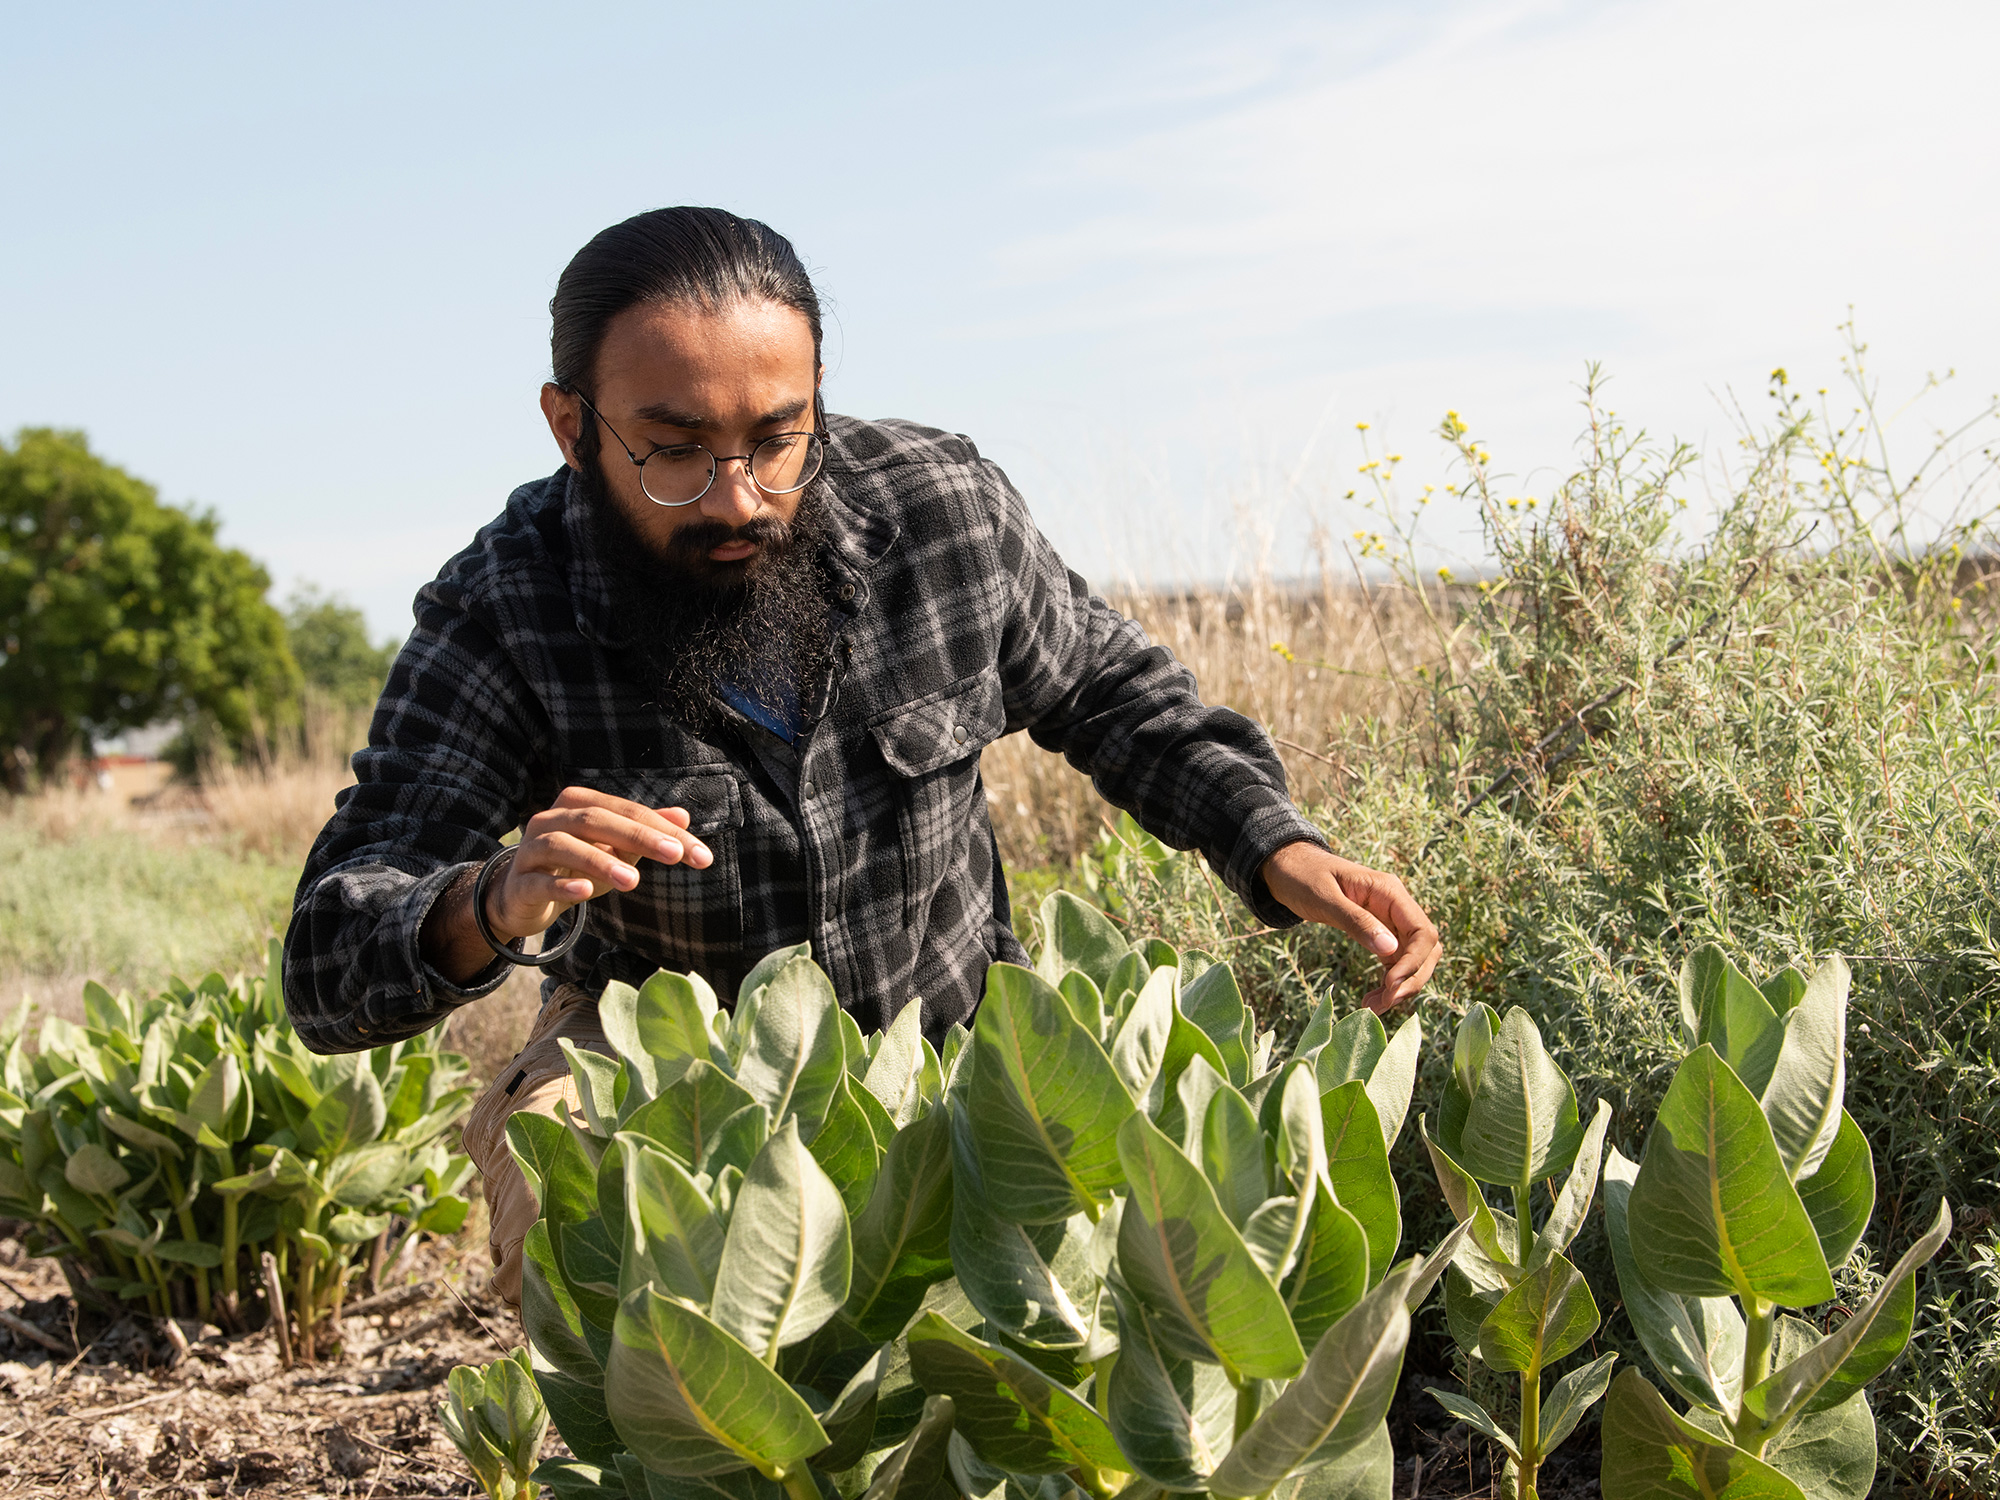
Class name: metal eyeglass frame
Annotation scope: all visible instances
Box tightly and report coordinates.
[572,389,828,508]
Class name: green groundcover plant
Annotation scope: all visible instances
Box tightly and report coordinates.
[0,942,474,1356]
[1598,947,1950,1500]
[445,895,1473,1500]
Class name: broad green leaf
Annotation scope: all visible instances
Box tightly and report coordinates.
[1452,1003,1498,1100]
[561,1040,623,1138]
[1423,1389,1518,1459]
[303,1066,387,1157]
[1795,1111,1874,1272]
[1103,1288,1236,1488]
[1202,1085,1268,1229]
[735,956,845,1141]
[1056,971,1107,1040]
[863,1002,936,1127]
[327,1210,391,1243]
[1116,1110,1305,1383]
[1173,1055,1230,1163]
[708,1103,771,1181]
[1180,961,1252,1085]
[814,1346,891,1474]
[1528,1099,1613,1269]
[1603,1146,1743,1415]
[607,1284,829,1477]
[156,1237,226,1265]
[1153,1013,1230,1143]
[1760,969,1807,1015]
[186,1053,244,1140]
[1294,997,1336,1059]
[711,1117,852,1363]
[1363,1014,1421,1152]
[738,944,812,1011]
[625,1063,760,1176]
[968,964,1134,1222]
[1757,956,1846,1181]
[809,1071,889,1217]
[945,1098,1089,1348]
[617,1134,724,1305]
[847,1104,956,1340]
[1739,1393,1876,1500]
[602,973,724,1099]
[1740,1198,1950,1435]
[1103,951,1151,1018]
[1401,1217,1475,1313]
[529,1458,628,1499]
[64,1141,130,1195]
[523,1219,609,1382]
[1600,1370,1805,1500]
[1679,945,1731,1049]
[1035,892,1128,993]
[1111,967,1177,1108]
[861,1393,958,1500]
[1419,1117,1514,1274]
[1444,1267,1501,1360]
[1476,1250,1599,1373]
[1321,1083,1402,1280]
[1457,1008,1583,1189]
[511,1112,617,1327]
[1540,1350,1617,1455]
[905,1313,1127,1480]
[1628,1047,1835,1306]
[1696,954,1786,1096]
[324,1142,408,1206]
[1272,1421,1394,1500]
[1313,1012,1386,1094]
[1207,1266,1414,1497]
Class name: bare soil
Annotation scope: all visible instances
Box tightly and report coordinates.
[0,1225,521,1498]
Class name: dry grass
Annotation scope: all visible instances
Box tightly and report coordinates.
[982,573,1448,870]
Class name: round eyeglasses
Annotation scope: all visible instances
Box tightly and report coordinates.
[573,391,828,508]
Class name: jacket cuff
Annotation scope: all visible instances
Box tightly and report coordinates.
[354,862,512,1044]
[1221,798,1332,929]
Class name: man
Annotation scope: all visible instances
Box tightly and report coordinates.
[284,207,1440,1301]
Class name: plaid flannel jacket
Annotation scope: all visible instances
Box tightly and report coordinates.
[283,416,1328,1053]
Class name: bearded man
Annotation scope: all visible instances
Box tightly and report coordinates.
[284,207,1440,1302]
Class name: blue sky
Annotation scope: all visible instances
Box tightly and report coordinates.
[4,1,1997,638]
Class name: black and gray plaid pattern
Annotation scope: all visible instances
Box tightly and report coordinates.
[283,416,1328,1053]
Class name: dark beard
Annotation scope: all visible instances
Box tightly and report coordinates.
[579,459,833,736]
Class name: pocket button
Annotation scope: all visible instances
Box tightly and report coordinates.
[952,725,968,745]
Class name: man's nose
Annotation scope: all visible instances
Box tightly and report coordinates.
[700,457,762,526]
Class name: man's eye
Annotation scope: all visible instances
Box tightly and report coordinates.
[759,436,799,455]
[656,446,708,464]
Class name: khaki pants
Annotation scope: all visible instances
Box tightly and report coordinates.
[461,981,613,1306]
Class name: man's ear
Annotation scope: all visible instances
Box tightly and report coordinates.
[540,382,585,470]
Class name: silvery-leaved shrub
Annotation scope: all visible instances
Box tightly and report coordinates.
[917,893,1466,1500]
[507,945,962,1500]
[1419,1004,1616,1500]
[1599,947,1953,1500]
[0,942,473,1357]
[444,1348,552,1500]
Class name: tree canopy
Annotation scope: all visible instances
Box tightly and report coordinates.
[0,428,300,788]
[285,585,397,713]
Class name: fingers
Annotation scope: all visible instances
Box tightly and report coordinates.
[1264,844,1442,1013]
[535,791,714,870]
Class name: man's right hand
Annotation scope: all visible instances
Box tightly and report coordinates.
[420,787,714,984]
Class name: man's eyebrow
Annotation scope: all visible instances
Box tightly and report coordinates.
[628,396,812,431]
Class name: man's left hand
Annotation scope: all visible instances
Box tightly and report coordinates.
[1260,842,1440,1014]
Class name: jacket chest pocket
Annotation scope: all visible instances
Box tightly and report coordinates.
[560,767,746,975]
[867,667,1008,927]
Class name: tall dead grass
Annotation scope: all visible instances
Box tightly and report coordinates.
[981,571,1450,870]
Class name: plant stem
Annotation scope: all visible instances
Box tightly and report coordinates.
[220,1193,240,1298]
[1235,1380,1263,1441]
[1513,1181,1536,1266]
[1737,1298,1777,1454]
[1517,1369,1541,1500]
[779,1465,822,1500]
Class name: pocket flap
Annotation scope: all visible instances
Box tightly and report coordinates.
[561,768,745,837]
[869,667,1008,778]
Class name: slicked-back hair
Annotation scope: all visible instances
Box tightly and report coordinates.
[549,208,824,460]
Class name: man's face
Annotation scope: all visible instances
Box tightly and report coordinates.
[540,297,820,580]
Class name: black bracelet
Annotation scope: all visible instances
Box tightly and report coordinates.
[471,845,589,968]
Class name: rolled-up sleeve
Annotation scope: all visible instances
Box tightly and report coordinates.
[282,575,546,1052]
[983,464,1329,926]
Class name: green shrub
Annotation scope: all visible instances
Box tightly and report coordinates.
[0,943,473,1356]
[1097,351,2000,1494]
